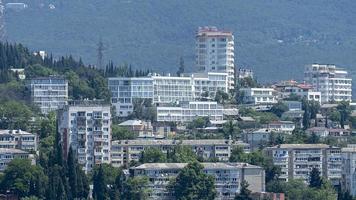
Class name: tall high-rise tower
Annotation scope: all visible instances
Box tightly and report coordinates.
[196,26,235,89]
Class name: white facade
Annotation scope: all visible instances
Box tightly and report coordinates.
[304,64,352,103]
[342,145,356,196]
[240,88,278,105]
[29,77,68,114]
[130,162,265,200]
[58,101,111,172]
[111,139,249,167]
[0,130,37,152]
[156,101,223,122]
[108,72,228,117]
[265,144,342,185]
[196,26,235,89]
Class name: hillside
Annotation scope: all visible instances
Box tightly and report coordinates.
[4,0,356,88]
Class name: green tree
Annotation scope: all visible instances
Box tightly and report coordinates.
[177,56,185,76]
[337,101,351,129]
[93,165,109,200]
[309,168,322,188]
[307,133,320,144]
[139,147,167,163]
[170,161,216,200]
[187,117,210,129]
[112,125,136,140]
[0,100,32,130]
[270,102,289,118]
[167,146,198,163]
[39,111,56,139]
[223,120,240,139]
[0,159,47,198]
[234,180,252,200]
[302,99,311,129]
[122,177,150,200]
[215,90,229,104]
[25,64,57,78]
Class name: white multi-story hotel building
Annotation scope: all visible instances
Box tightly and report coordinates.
[108,72,228,117]
[304,64,352,103]
[265,144,342,185]
[0,130,38,152]
[341,145,356,196]
[130,162,265,200]
[156,101,224,122]
[240,88,278,105]
[29,76,68,114]
[111,139,249,167]
[58,101,111,172]
[196,26,235,90]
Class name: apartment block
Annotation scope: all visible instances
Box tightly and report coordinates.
[240,88,278,105]
[156,101,223,122]
[341,145,356,196]
[58,100,111,172]
[196,26,235,89]
[265,144,342,185]
[108,72,228,117]
[0,130,38,152]
[111,139,249,167]
[29,76,68,114]
[0,148,35,171]
[304,64,352,103]
[130,162,265,200]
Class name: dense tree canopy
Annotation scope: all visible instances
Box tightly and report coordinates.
[170,162,216,200]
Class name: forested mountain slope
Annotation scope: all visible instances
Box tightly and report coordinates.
[4,0,356,87]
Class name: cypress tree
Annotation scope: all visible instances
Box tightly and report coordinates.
[93,165,108,200]
[67,147,78,199]
[309,167,322,188]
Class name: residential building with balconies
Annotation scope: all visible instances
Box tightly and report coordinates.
[196,26,235,90]
[341,145,356,196]
[156,101,223,123]
[0,148,35,171]
[111,139,249,167]
[57,100,111,172]
[304,64,352,103]
[130,162,265,200]
[0,130,38,152]
[28,76,68,114]
[265,144,342,185]
[108,72,228,117]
